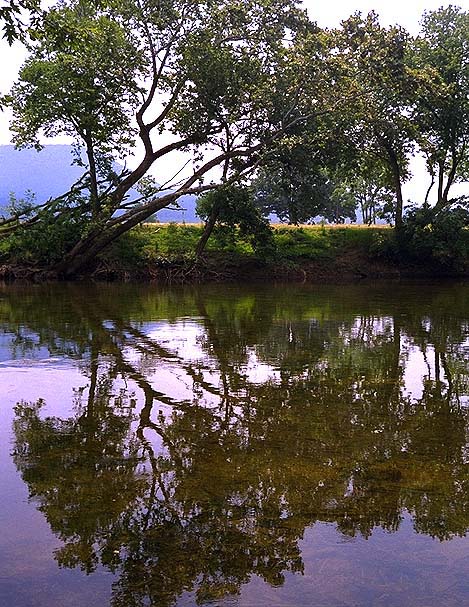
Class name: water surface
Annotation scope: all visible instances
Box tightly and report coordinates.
[0,281,468,607]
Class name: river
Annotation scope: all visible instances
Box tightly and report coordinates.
[0,281,468,606]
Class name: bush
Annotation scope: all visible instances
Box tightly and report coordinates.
[1,206,89,265]
[398,205,469,270]
[197,186,276,259]
[369,230,400,262]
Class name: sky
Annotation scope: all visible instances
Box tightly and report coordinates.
[1,0,468,203]
[305,0,467,32]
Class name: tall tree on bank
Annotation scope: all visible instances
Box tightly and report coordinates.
[6,0,316,276]
[331,13,415,227]
[410,5,469,212]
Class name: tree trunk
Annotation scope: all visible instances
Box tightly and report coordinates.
[388,154,404,229]
[85,133,99,218]
[437,160,445,210]
[376,135,404,229]
[53,183,188,276]
[381,146,403,228]
[195,202,221,258]
[434,149,458,214]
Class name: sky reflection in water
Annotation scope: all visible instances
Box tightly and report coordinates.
[0,281,468,607]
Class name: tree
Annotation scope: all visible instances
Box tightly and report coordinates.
[410,5,469,212]
[253,140,340,224]
[195,184,274,257]
[254,158,358,224]
[331,13,416,227]
[337,155,396,224]
[9,3,147,217]
[351,177,394,224]
[6,0,315,276]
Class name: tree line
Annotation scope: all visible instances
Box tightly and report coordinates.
[0,0,468,275]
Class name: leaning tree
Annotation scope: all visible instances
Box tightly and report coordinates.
[6,0,327,276]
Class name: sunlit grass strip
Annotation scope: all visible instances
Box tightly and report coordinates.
[143,222,391,229]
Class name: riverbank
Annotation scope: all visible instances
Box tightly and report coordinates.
[1,224,468,283]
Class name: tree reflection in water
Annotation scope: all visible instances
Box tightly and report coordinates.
[4,282,469,606]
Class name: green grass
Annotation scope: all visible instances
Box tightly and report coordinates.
[2,216,466,278]
[103,222,393,268]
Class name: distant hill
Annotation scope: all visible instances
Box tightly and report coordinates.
[154,194,199,223]
[0,145,200,222]
[0,145,87,209]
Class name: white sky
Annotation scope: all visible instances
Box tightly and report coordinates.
[307,0,467,32]
[1,0,468,203]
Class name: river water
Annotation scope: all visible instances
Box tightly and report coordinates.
[0,281,468,607]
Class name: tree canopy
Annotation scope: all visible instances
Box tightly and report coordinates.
[1,1,468,274]
[410,5,469,212]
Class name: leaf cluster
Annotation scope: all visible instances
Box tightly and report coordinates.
[8,2,147,157]
[0,0,39,43]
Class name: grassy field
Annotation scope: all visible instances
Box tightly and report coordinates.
[106,222,392,267]
[146,222,390,229]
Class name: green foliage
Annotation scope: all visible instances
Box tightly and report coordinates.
[410,6,469,206]
[0,0,39,44]
[2,204,89,265]
[5,189,37,217]
[274,227,333,259]
[4,0,317,274]
[8,4,145,158]
[155,223,201,256]
[197,186,276,258]
[105,224,202,265]
[6,217,463,274]
[338,158,396,224]
[2,2,469,273]
[329,12,416,225]
[398,205,469,269]
[368,230,400,263]
[254,148,357,224]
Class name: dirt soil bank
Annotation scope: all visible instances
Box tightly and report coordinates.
[1,248,467,284]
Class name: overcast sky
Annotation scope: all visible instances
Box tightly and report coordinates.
[1,0,468,202]
[305,0,467,31]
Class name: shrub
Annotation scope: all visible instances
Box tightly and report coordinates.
[398,204,469,270]
[1,205,89,265]
[197,186,276,259]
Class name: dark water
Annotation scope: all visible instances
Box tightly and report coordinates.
[0,281,468,607]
